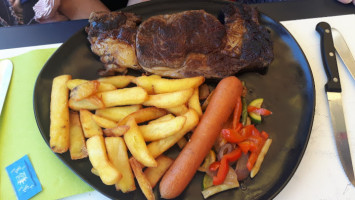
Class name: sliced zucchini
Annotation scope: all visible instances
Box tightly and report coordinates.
[248,98,264,124]
[202,174,214,190]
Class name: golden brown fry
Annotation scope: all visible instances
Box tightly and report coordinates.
[95,105,142,122]
[98,87,148,107]
[70,80,99,101]
[91,114,117,129]
[69,111,88,159]
[129,158,155,200]
[133,75,161,94]
[144,155,174,188]
[177,137,187,149]
[66,79,88,90]
[79,109,103,138]
[124,117,157,167]
[165,104,189,116]
[139,116,186,141]
[147,109,199,158]
[69,95,105,111]
[86,135,122,185]
[106,137,136,192]
[91,168,99,176]
[201,89,215,111]
[143,88,194,108]
[188,88,203,116]
[148,114,175,124]
[50,74,71,153]
[118,107,167,126]
[103,125,129,137]
[97,75,135,88]
[251,138,272,178]
[135,76,204,94]
[67,79,116,92]
[199,83,210,100]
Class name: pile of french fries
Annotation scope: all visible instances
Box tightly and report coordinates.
[49,74,209,199]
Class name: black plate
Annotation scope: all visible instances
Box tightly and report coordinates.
[33,0,315,199]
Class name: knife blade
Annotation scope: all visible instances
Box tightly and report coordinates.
[316,22,355,186]
[0,59,13,116]
[331,28,355,80]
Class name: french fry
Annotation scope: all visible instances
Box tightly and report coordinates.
[79,109,103,138]
[97,75,135,88]
[135,76,204,94]
[201,89,215,111]
[91,168,99,176]
[147,109,199,158]
[69,111,88,159]
[133,75,161,94]
[98,87,148,107]
[91,115,117,129]
[86,135,121,185]
[69,95,104,111]
[118,107,167,126]
[165,104,189,116]
[95,105,142,122]
[67,79,88,90]
[251,138,272,178]
[124,117,157,167]
[139,116,186,141]
[177,137,187,149]
[144,155,174,188]
[50,74,71,153]
[148,114,175,124]
[188,88,203,116]
[70,80,99,101]
[129,158,155,200]
[143,88,194,108]
[199,83,210,100]
[103,125,129,137]
[67,79,116,92]
[105,137,135,191]
[105,137,136,192]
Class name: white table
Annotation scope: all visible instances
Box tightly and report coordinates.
[1,15,355,200]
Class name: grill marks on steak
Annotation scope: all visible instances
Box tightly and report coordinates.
[86,3,273,78]
[136,10,226,70]
[86,11,141,75]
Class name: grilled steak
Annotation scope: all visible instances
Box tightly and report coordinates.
[86,3,273,78]
[86,11,141,75]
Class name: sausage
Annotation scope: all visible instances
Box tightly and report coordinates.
[159,76,243,199]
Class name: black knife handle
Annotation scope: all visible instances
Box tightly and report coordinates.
[316,22,341,93]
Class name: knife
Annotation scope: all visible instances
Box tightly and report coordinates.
[0,59,13,116]
[316,22,355,186]
[331,28,355,81]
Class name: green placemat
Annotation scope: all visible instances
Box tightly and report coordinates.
[0,48,93,200]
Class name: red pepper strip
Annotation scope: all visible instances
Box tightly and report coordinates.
[247,152,258,171]
[213,158,229,185]
[212,148,242,185]
[221,129,246,143]
[209,161,220,172]
[246,137,266,171]
[232,97,242,129]
[224,148,242,162]
[261,131,269,139]
[247,106,272,116]
[221,125,254,143]
[238,141,258,154]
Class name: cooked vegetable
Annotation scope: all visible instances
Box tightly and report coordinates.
[202,167,239,199]
[250,138,272,178]
[212,148,242,185]
[248,98,264,124]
